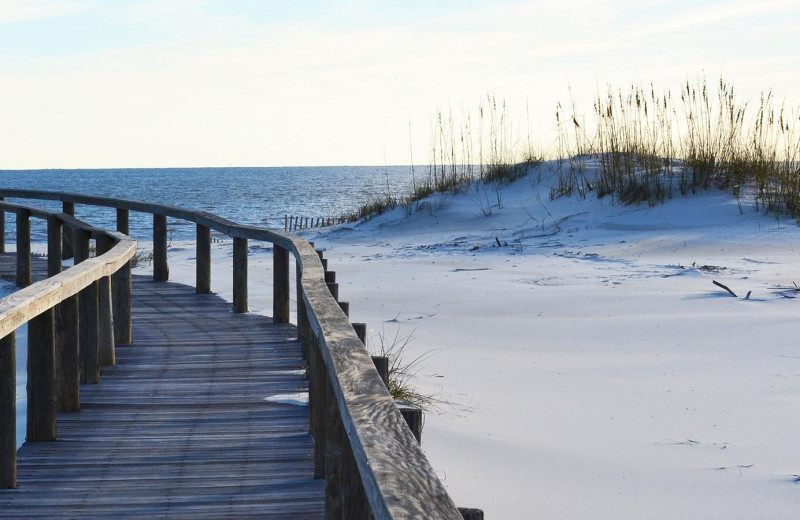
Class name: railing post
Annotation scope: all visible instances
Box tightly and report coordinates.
[153,213,169,281]
[47,215,79,411]
[233,237,247,313]
[309,334,327,479]
[47,215,63,277]
[56,293,80,412]
[196,224,211,293]
[75,230,99,384]
[0,199,5,253]
[112,209,133,345]
[341,430,372,520]
[116,208,129,235]
[62,201,74,259]
[0,332,16,488]
[112,259,132,346]
[16,208,31,287]
[97,236,115,366]
[273,244,290,323]
[98,277,115,366]
[27,308,57,442]
[296,262,309,360]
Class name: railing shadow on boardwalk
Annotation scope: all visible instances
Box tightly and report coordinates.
[0,192,482,519]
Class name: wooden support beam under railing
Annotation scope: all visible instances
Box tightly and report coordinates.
[111,259,132,346]
[16,208,30,287]
[61,201,74,260]
[116,208,129,235]
[196,223,211,294]
[0,332,16,488]
[273,244,290,323]
[153,214,169,282]
[232,237,247,313]
[75,230,99,385]
[27,308,57,442]
[97,236,116,366]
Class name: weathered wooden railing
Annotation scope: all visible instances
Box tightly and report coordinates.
[0,199,136,490]
[0,190,467,519]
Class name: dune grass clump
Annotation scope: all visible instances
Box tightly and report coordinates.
[345,95,544,222]
[344,77,800,223]
[370,327,449,413]
[556,77,800,216]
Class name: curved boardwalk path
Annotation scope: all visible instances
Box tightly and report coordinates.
[0,258,324,518]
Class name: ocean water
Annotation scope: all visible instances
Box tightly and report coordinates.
[0,166,418,241]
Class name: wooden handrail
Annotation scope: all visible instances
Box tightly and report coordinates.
[0,200,136,490]
[0,189,462,519]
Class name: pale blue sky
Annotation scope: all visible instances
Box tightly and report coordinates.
[1,0,799,168]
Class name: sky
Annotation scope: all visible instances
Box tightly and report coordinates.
[1,0,799,169]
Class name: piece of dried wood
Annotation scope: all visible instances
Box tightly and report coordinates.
[713,280,737,297]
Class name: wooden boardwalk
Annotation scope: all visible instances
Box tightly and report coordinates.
[0,259,324,518]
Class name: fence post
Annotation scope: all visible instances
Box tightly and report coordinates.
[273,244,290,323]
[196,224,211,293]
[116,208,129,235]
[62,201,74,259]
[233,237,247,313]
[153,213,169,281]
[97,235,115,366]
[0,332,15,488]
[75,230,99,384]
[16,208,31,287]
[27,308,57,442]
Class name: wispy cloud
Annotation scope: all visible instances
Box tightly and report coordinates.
[0,0,89,24]
[640,0,800,36]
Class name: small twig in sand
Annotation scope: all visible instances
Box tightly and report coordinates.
[713,280,737,297]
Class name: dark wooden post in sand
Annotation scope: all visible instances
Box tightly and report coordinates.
[153,213,169,281]
[62,201,74,259]
[0,332,16,488]
[16,208,31,287]
[97,235,116,366]
[273,244,290,323]
[75,230,100,384]
[27,308,57,442]
[196,224,211,294]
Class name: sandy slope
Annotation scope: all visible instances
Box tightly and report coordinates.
[132,160,800,518]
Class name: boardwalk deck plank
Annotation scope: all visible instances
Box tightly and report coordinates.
[0,262,323,519]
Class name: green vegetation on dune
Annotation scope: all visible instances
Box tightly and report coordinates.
[347,77,800,223]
